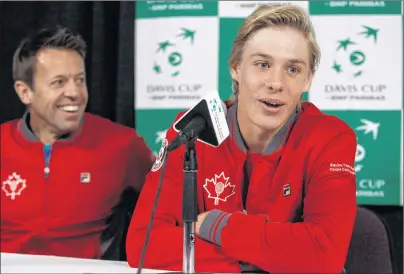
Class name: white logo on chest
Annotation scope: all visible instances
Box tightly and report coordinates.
[203,172,235,205]
[2,172,27,200]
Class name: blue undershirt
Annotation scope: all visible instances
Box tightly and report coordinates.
[43,145,52,178]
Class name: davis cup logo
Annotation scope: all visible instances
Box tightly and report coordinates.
[153,27,196,78]
[332,25,379,78]
[209,98,223,114]
[146,25,203,104]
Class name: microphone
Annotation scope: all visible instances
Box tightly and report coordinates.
[136,91,230,274]
[167,90,230,152]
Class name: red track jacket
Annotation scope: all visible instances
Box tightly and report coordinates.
[126,102,357,273]
[1,112,154,259]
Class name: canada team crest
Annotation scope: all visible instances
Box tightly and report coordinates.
[203,172,235,205]
[2,172,26,200]
[151,139,168,172]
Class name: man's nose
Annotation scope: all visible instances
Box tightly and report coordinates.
[264,66,284,92]
[63,81,81,98]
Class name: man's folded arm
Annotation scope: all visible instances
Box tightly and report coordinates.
[198,130,357,273]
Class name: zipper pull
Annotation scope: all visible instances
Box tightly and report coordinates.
[44,166,50,179]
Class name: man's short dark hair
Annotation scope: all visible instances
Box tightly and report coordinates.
[12,26,87,88]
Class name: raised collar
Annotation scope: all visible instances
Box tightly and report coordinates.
[226,103,299,155]
[18,111,83,143]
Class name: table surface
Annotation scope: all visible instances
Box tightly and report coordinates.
[1,252,170,273]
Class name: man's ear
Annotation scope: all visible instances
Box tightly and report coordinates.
[230,66,239,82]
[14,81,33,105]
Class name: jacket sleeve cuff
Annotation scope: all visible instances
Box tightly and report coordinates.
[199,209,231,247]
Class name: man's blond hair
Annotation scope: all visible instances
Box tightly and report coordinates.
[227,4,321,105]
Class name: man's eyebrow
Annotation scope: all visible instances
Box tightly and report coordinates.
[249,52,273,59]
[250,52,307,67]
[288,59,307,67]
[50,72,85,80]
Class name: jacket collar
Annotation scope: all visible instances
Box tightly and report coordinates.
[226,102,299,155]
[18,111,83,143]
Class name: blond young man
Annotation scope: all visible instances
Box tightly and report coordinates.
[126,4,356,273]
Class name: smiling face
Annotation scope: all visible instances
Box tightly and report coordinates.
[15,48,88,136]
[231,26,313,133]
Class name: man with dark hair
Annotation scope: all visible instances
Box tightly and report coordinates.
[1,26,155,260]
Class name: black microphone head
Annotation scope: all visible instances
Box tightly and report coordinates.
[173,98,228,147]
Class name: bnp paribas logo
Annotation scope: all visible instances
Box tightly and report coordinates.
[153,27,196,77]
[332,25,379,78]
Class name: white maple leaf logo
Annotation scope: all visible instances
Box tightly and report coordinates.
[203,172,235,205]
[2,172,27,200]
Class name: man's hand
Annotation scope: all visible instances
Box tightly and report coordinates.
[195,210,211,236]
[195,209,233,247]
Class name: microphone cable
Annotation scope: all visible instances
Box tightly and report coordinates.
[136,150,170,274]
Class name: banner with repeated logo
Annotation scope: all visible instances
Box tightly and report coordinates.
[135,1,403,206]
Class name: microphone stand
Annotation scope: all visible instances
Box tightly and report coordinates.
[182,138,198,274]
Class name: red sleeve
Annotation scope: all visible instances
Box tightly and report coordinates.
[125,116,240,272]
[219,129,357,273]
[124,131,155,191]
